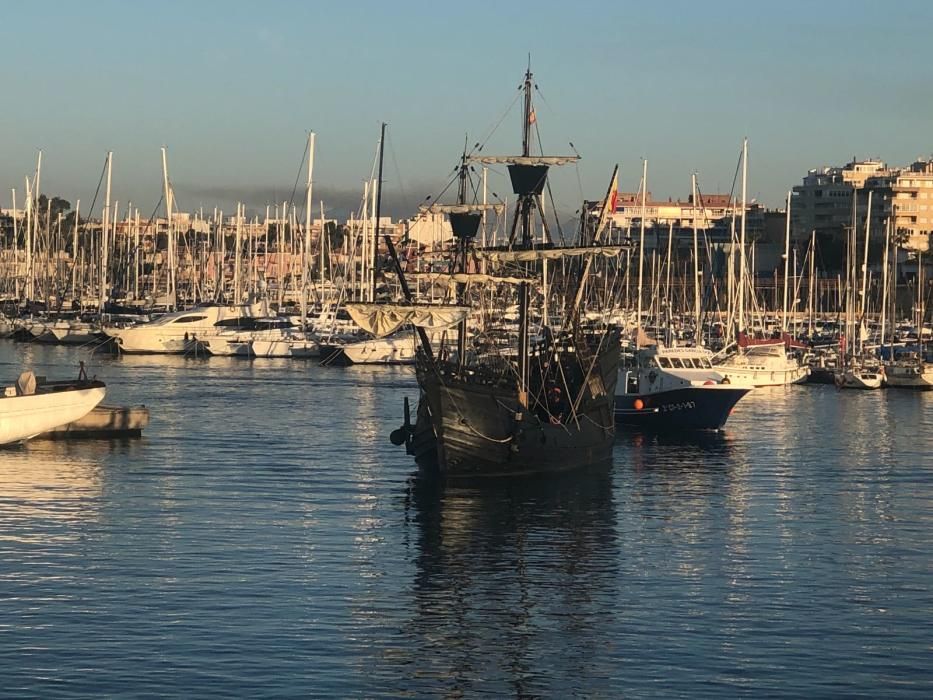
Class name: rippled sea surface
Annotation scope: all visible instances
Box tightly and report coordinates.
[1,342,931,698]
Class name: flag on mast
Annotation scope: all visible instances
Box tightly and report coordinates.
[594,165,619,240]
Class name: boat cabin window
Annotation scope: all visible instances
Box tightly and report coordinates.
[658,357,672,368]
[682,358,697,368]
[670,358,684,368]
[214,317,252,328]
[172,315,208,324]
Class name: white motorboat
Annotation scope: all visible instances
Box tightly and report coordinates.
[199,318,314,358]
[103,301,269,354]
[0,371,106,445]
[715,343,809,387]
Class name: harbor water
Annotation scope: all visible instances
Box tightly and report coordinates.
[1,343,932,697]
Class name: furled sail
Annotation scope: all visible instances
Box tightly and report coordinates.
[346,303,471,338]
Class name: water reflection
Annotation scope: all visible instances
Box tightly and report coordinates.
[400,465,618,696]
[0,441,107,538]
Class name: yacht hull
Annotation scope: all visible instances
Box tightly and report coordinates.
[884,363,933,390]
[834,369,884,390]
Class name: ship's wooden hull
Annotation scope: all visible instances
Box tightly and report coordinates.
[408,336,619,477]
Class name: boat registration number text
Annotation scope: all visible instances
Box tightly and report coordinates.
[660,401,696,412]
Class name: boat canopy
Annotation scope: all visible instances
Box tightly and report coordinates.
[346,303,471,338]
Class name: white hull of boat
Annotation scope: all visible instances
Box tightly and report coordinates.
[104,303,269,354]
[883,364,933,390]
[835,369,884,390]
[715,365,809,387]
[341,336,417,365]
[251,338,320,358]
[0,385,106,445]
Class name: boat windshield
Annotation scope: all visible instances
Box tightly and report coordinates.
[670,358,684,368]
[658,357,672,368]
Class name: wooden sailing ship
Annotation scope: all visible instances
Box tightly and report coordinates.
[378,68,622,476]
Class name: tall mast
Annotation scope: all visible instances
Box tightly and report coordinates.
[738,137,748,335]
[890,228,898,359]
[636,159,647,345]
[860,190,873,321]
[234,203,242,303]
[808,229,816,337]
[31,151,41,303]
[917,251,924,359]
[372,122,386,304]
[360,182,368,302]
[302,131,315,326]
[101,152,113,311]
[517,67,534,405]
[319,200,326,301]
[161,147,175,307]
[692,173,701,341]
[72,199,80,302]
[782,189,791,333]
[11,190,19,297]
[847,185,857,358]
[134,207,141,301]
[880,217,890,349]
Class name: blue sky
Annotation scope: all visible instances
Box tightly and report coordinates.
[2,0,932,220]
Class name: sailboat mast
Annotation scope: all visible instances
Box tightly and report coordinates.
[72,199,80,303]
[738,138,748,335]
[372,122,386,304]
[302,131,315,327]
[161,147,175,307]
[782,190,791,333]
[636,159,647,344]
[860,191,873,321]
[692,173,701,341]
[808,230,816,337]
[101,152,113,311]
[880,217,890,349]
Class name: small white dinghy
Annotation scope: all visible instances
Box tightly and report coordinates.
[0,370,106,445]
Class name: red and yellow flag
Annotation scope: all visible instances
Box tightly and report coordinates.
[597,168,619,233]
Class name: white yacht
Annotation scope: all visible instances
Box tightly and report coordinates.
[200,318,317,358]
[715,343,809,387]
[103,302,269,354]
